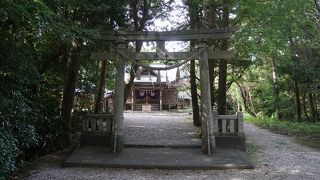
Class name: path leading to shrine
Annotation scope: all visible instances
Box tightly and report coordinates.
[21,112,320,180]
[124,112,201,146]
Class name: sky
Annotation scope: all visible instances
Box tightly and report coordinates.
[124,0,191,92]
[141,0,189,52]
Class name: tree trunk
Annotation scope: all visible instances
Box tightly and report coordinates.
[217,4,229,115]
[294,79,302,122]
[61,39,81,145]
[302,91,310,121]
[123,42,142,105]
[190,59,201,127]
[271,59,281,120]
[94,60,107,114]
[123,0,152,105]
[288,31,302,123]
[315,95,320,121]
[309,92,317,122]
[236,82,257,117]
[209,60,215,106]
[207,3,217,106]
[187,1,201,127]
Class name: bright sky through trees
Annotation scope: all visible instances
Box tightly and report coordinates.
[142,0,189,52]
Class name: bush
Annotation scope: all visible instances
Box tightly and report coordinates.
[0,127,19,177]
[245,114,320,136]
[0,119,39,178]
[0,74,61,177]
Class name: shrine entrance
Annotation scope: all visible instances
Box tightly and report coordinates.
[67,28,250,169]
[86,28,244,154]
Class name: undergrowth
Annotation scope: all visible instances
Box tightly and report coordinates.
[245,115,320,149]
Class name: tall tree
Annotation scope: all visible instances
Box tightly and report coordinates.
[232,0,320,121]
[123,0,174,105]
[61,39,81,144]
[186,0,202,126]
[94,60,108,113]
[217,1,230,115]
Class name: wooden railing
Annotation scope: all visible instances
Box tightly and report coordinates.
[212,111,244,135]
[162,99,177,105]
[81,114,113,134]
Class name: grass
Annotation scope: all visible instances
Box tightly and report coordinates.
[245,142,258,163]
[245,115,320,149]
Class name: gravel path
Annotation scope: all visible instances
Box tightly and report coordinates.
[24,113,320,180]
[124,112,201,145]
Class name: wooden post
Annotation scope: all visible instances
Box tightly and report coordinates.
[222,120,226,134]
[91,119,96,132]
[81,116,87,131]
[230,120,235,133]
[212,108,219,134]
[113,41,126,153]
[160,88,163,111]
[237,112,244,134]
[198,42,215,154]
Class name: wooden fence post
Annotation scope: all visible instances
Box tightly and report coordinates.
[212,107,219,134]
[237,112,244,134]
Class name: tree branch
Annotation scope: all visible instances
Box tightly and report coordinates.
[315,0,320,14]
[39,43,66,74]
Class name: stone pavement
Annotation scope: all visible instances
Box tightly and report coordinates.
[65,112,252,170]
[64,146,253,169]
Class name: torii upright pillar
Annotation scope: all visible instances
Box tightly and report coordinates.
[112,40,126,153]
[198,41,215,154]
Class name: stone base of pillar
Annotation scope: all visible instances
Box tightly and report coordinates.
[110,133,124,153]
[202,136,216,154]
[201,143,209,154]
[209,134,216,152]
[115,133,124,152]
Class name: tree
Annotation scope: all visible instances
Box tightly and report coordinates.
[123,0,174,105]
[232,0,320,122]
[185,0,202,127]
[61,39,81,144]
[217,1,230,115]
[94,60,108,113]
[0,0,127,176]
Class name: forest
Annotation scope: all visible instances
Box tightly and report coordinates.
[1,0,319,178]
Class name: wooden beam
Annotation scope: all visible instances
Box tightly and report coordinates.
[91,50,233,60]
[93,28,233,41]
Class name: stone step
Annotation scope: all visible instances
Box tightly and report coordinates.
[133,104,160,111]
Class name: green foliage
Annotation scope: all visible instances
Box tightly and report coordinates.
[230,0,320,121]
[0,0,318,177]
[0,74,40,176]
[245,142,257,162]
[0,127,19,176]
[245,115,320,136]
[0,0,127,177]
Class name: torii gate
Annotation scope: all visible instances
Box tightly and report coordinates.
[92,28,233,154]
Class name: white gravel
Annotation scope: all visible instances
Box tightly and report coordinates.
[24,112,320,180]
[124,112,201,145]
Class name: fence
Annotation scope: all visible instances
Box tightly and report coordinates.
[81,114,113,135]
[212,111,244,135]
